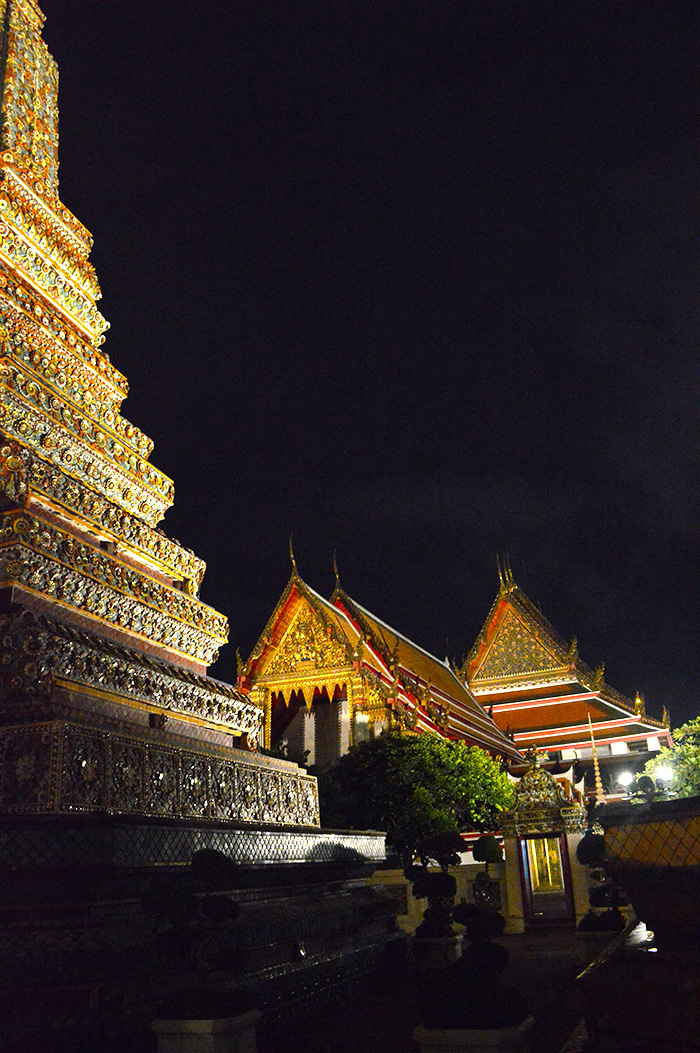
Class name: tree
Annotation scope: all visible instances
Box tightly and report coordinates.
[472,833,503,878]
[317,732,513,869]
[643,718,700,798]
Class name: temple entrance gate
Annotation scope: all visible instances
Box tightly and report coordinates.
[518,832,575,925]
[501,753,588,932]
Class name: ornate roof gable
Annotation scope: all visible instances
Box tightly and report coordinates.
[500,755,585,837]
[471,604,566,683]
[266,600,349,676]
[245,575,353,680]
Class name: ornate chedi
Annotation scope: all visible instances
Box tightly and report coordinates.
[0,0,318,827]
[0,11,397,1048]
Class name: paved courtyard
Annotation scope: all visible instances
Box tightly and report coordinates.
[257,927,616,1053]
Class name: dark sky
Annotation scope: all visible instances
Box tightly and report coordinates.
[40,2,697,724]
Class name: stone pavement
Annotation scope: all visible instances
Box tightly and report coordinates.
[257,927,617,1053]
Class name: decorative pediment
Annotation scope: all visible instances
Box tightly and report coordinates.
[500,758,586,837]
[472,608,563,682]
[265,603,349,677]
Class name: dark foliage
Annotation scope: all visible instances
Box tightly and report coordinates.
[576,832,607,867]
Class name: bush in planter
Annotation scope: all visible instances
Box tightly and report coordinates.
[153,988,261,1053]
[576,830,630,934]
[141,850,241,972]
[576,831,607,867]
[577,908,626,933]
[453,901,506,942]
[472,834,503,876]
[410,832,463,938]
[422,903,527,1031]
[588,882,628,910]
[471,834,503,909]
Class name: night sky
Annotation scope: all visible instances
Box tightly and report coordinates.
[40,2,697,724]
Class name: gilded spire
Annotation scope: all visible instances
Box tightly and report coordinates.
[0,0,59,198]
[587,712,605,801]
[0,2,228,669]
[0,0,109,347]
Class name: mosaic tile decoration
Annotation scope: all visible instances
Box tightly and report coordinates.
[605,814,700,868]
[0,719,320,826]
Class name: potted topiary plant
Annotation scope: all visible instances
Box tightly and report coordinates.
[414,902,532,1051]
[471,834,503,911]
[409,831,465,969]
[575,826,628,934]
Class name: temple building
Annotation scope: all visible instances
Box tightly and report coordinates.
[240,563,522,764]
[460,561,672,794]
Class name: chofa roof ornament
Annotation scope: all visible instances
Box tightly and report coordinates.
[497,553,516,595]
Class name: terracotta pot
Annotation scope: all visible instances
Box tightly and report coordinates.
[413,934,463,971]
[152,1009,262,1053]
[413,1016,534,1052]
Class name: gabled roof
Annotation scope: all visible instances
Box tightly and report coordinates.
[463,580,582,688]
[331,586,522,759]
[242,570,522,760]
[241,570,360,683]
[461,567,671,751]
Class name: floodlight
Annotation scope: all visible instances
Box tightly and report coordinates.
[655,765,674,783]
[617,770,634,787]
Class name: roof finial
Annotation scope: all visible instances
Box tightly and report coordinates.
[497,553,515,593]
[333,549,340,587]
[289,535,296,572]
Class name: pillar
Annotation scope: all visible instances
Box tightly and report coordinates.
[566,832,590,925]
[338,695,351,757]
[284,707,316,766]
[503,837,525,933]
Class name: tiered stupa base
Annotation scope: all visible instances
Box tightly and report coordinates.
[0,813,399,1051]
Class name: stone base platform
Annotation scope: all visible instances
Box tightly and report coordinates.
[0,812,383,871]
[0,816,400,1051]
